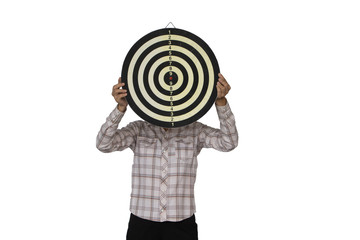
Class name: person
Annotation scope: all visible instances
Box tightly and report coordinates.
[96,73,238,240]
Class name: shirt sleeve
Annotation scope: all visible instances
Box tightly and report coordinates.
[96,106,140,153]
[198,101,238,152]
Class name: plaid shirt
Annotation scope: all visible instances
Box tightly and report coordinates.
[96,102,238,222]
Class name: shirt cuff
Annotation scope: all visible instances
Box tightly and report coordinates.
[109,106,125,124]
[216,101,232,120]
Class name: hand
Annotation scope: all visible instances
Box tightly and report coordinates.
[112,77,128,112]
[216,73,231,106]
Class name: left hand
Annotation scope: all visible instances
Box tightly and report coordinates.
[216,73,231,105]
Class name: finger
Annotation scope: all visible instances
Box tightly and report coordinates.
[217,87,225,99]
[218,78,230,93]
[218,73,226,82]
[113,82,125,90]
[217,78,227,89]
[216,85,222,98]
[218,74,228,85]
[113,88,127,94]
[113,83,120,90]
[217,81,226,91]
[216,83,226,98]
[115,93,128,101]
[113,77,123,89]
[222,83,229,95]
[224,83,230,93]
[218,73,228,81]
[112,88,126,97]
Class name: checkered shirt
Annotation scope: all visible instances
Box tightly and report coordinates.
[96,102,238,222]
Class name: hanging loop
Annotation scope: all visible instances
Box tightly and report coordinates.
[165,22,176,28]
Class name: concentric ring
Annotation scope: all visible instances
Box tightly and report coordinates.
[121,28,219,128]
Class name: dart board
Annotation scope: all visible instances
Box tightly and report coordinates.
[121,28,219,128]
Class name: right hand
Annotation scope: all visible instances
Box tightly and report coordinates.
[112,77,128,112]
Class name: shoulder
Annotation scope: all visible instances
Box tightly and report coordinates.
[192,121,207,129]
[125,120,146,130]
[182,122,206,134]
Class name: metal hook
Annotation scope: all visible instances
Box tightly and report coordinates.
[165,22,176,28]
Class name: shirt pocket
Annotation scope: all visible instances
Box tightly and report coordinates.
[174,136,195,162]
[135,136,160,157]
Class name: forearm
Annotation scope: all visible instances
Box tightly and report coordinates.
[215,101,238,151]
[199,101,238,151]
[96,107,124,152]
[96,104,140,153]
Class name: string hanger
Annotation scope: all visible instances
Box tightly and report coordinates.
[165,22,176,28]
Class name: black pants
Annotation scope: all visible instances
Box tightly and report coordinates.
[126,213,198,240]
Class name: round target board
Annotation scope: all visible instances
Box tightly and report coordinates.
[121,28,219,128]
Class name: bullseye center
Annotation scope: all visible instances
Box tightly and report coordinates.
[164,72,178,86]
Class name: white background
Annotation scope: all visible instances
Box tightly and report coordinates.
[1,0,359,239]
